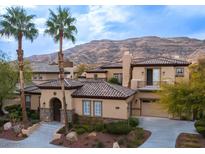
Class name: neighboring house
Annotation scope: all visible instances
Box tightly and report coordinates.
[86,63,123,84]
[30,60,74,84]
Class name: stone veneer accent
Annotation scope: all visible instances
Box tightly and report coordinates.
[60,109,74,123]
[40,108,53,122]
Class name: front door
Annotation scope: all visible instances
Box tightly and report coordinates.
[53,99,62,121]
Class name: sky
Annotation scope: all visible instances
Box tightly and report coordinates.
[1,5,205,59]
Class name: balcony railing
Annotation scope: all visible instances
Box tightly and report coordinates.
[137,81,168,89]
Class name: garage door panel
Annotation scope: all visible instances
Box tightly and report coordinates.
[141,102,168,118]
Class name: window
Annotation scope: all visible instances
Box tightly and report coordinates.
[94,101,102,117]
[94,74,98,79]
[176,68,184,77]
[83,100,91,116]
[25,95,31,108]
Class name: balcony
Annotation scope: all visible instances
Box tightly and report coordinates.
[136,81,168,91]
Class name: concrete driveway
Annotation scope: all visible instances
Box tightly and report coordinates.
[0,122,63,148]
[139,117,198,148]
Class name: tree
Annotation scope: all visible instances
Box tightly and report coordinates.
[45,6,77,133]
[75,64,89,78]
[158,58,205,120]
[0,7,38,124]
[0,51,32,115]
[108,77,121,85]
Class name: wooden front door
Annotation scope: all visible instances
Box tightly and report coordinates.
[53,99,62,121]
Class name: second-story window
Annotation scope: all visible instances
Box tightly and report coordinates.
[176,68,184,77]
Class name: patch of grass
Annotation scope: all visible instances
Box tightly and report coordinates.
[180,142,201,148]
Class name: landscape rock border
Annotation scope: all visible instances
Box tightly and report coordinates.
[22,122,40,136]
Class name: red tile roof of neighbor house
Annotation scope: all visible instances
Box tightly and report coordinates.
[131,57,191,66]
[71,80,136,100]
[86,67,108,73]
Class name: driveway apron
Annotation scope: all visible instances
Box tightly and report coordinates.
[139,117,197,148]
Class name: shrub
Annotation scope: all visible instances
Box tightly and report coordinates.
[195,120,205,127]
[94,123,105,132]
[95,141,105,148]
[196,126,205,137]
[108,77,120,85]
[76,128,86,135]
[57,123,73,134]
[106,121,132,135]
[128,117,139,127]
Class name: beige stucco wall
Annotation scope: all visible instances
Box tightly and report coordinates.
[73,97,134,120]
[40,89,76,110]
[104,68,122,80]
[131,66,190,89]
[30,95,40,110]
[86,72,107,79]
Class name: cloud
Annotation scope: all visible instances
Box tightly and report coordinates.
[33,17,47,34]
[75,6,131,41]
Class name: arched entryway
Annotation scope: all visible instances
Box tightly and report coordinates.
[50,98,62,122]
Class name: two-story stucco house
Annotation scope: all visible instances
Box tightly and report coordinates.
[23,51,191,123]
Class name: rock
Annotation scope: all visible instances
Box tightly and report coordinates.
[53,133,62,140]
[88,132,97,137]
[113,142,120,148]
[66,131,78,142]
[22,129,30,136]
[17,133,23,138]
[3,122,12,131]
[12,124,22,133]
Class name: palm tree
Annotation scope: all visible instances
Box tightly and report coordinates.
[0,7,38,124]
[45,6,77,133]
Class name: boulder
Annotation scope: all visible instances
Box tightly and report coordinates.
[53,133,62,140]
[113,142,120,148]
[3,122,12,131]
[88,131,97,137]
[66,131,78,142]
[12,124,22,133]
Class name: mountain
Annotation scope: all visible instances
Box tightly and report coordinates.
[26,36,205,65]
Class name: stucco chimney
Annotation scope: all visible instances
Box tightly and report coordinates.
[122,51,132,87]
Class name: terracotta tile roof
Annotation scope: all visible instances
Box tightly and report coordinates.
[71,80,136,99]
[86,67,107,73]
[37,79,83,89]
[132,57,191,66]
[24,83,41,94]
[100,63,122,69]
[30,62,71,73]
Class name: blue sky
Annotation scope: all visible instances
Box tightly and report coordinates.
[1,5,205,59]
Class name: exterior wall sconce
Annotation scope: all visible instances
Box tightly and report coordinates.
[53,92,57,95]
[43,102,46,108]
[141,72,144,75]
[163,72,165,76]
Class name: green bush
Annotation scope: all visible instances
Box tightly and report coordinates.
[196,126,205,137]
[128,117,139,127]
[94,123,105,132]
[108,77,121,85]
[106,121,132,135]
[76,128,86,135]
[95,141,105,148]
[195,120,205,127]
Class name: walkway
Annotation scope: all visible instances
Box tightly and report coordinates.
[0,122,63,148]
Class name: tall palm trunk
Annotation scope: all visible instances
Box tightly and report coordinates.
[59,30,69,134]
[17,32,28,124]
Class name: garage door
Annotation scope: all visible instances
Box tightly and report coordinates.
[141,99,169,118]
